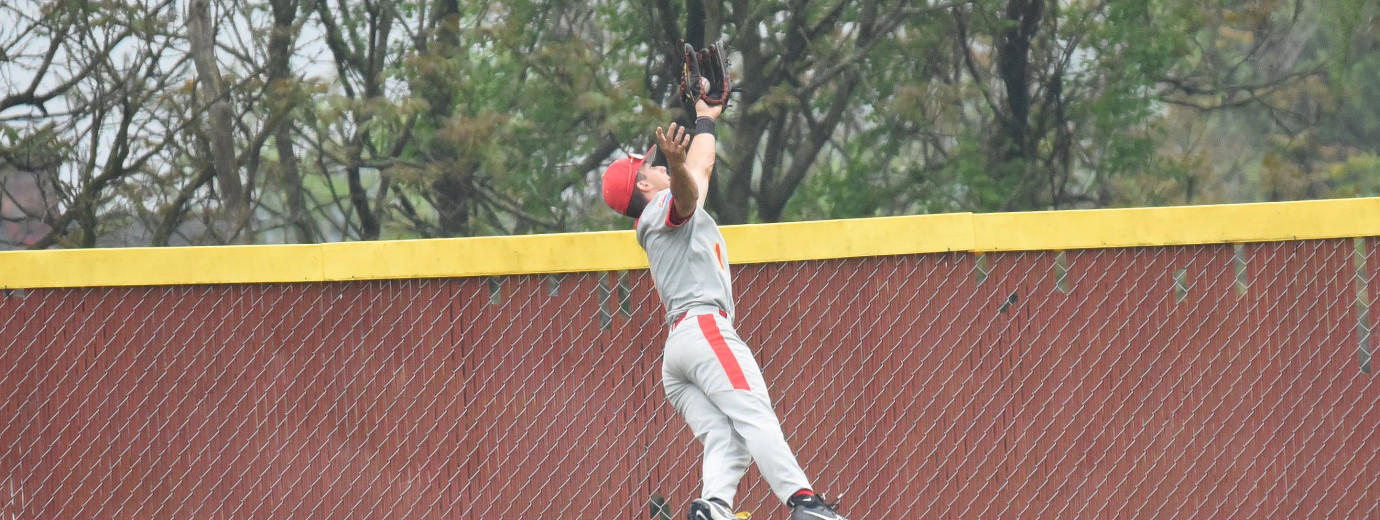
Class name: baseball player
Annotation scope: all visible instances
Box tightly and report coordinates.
[599,71,852,520]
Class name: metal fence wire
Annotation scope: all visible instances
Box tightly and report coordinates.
[2,239,1377,519]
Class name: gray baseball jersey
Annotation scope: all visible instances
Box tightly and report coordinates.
[635,189,736,325]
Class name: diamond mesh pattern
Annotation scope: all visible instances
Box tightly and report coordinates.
[2,239,1377,518]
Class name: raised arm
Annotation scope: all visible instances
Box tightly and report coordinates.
[655,123,696,219]
[656,100,723,222]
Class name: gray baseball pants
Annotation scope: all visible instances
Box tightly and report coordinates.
[661,308,813,506]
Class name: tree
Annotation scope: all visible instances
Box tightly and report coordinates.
[1132,0,1379,205]
[1,0,194,248]
[1,0,1375,248]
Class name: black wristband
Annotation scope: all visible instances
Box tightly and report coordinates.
[694,116,716,136]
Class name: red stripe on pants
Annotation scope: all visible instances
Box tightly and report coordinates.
[698,314,751,391]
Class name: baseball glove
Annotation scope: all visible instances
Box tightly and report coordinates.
[679,42,703,116]
[679,41,733,112]
[698,42,732,107]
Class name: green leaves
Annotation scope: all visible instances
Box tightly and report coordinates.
[1,0,1373,247]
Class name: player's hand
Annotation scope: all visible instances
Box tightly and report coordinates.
[655,122,692,166]
[695,99,724,120]
[694,78,724,120]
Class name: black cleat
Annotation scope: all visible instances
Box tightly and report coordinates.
[687,497,745,520]
[788,494,851,520]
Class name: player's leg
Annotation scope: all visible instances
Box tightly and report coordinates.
[664,327,752,513]
[680,314,814,504]
[663,377,752,506]
[708,367,854,520]
[700,371,814,504]
[691,317,853,520]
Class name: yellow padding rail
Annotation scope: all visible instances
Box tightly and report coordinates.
[2,198,1377,289]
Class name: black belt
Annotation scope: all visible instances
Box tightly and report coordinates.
[673,308,729,327]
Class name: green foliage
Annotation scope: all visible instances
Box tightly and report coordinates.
[1129,0,1380,206]
[2,0,1376,247]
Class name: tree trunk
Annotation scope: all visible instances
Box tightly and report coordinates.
[685,0,705,48]
[267,0,313,243]
[424,0,473,237]
[187,0,247,235]
[994,0,1044,210]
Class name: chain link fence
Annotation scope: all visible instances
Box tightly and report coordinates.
[2,238,1377,518]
